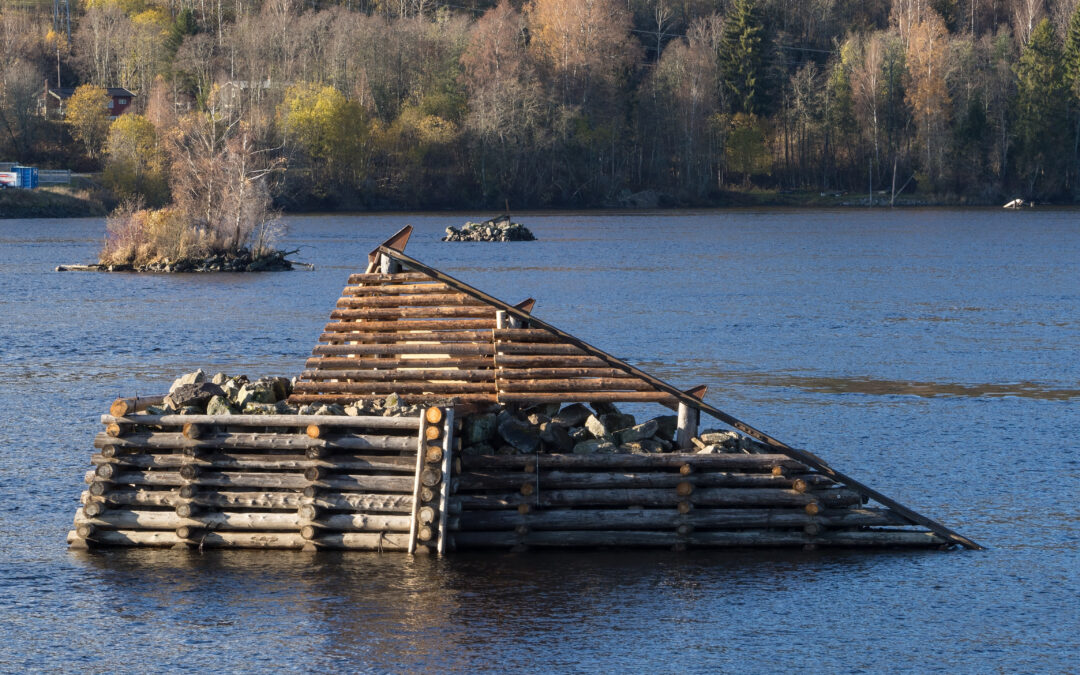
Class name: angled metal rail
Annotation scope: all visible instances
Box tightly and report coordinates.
[377,243,984,551]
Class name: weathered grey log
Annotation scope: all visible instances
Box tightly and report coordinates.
[408,418,429,554]
[452,529,946,548]
[436,408,456,555]
[87,488,416,513]
[83,501,107,518]
[308,493,417,513]
[91,452,416,473]
[94,431,416,452]
[420,467,442,487]
[301,368,497,382]
[102,414,421,429]
[66,529,304,549]
[462,453,806,472]
[452,487,861,510]
[676,402,698,450]
[84,487,281,509]
[293,380,495,394]
[88,469,414,492]
[456,507,904,531]
[289,393,498,404]
[498,392,676,404]
[77,508,413,533]
[454,471,834,491]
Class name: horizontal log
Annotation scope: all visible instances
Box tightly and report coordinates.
[323,320,497,332]
[461,453,807,472]
[319,330,491,344]
[86,488,416,512]
[330,307,496,320]
[452,529,946,549]
[92,452,417,473]
[300,368,497,382]
[93,431,416,452]
[288,393,498,405]
[317,329,561,345]
[347,272,434,283]
[75,508,412,532]
[453,487,860,509]
[494,343,588,356]
[496,368,634,380]
[342,283,452,296]
[305,356,496,370]
[497,392,677,404]
[110,395,166,417]
[67,529,413,550]
[292,381,495,394]
[102,413,421,429]
[494,355,614,368]
[457,507,905,531]
[313,343,495,356]
[497,378,658,393]
[89,469,415,492]
[336,294,487,308]
[455,471,834,491]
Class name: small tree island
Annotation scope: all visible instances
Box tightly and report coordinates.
[96,84,292,273]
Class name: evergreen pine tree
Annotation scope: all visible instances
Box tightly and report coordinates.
[1013,19,1069,197]
[718,0,770,116]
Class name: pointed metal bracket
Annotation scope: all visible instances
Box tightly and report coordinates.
[368,225,413,264]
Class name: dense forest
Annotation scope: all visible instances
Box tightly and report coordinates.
[4,0,1080,209]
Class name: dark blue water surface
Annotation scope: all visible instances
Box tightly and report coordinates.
[0,209,1077,673]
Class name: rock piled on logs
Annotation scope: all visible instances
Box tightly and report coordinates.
[443,220,536,242]
[456,403,772,456]
[147,370,422,418]
[144,371,775,450]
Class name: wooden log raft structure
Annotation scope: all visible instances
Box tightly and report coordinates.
[68,227,982,552]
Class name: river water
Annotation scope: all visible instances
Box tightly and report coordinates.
[0,209,1076,672]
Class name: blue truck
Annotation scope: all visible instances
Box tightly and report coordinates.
[0,165,40,189]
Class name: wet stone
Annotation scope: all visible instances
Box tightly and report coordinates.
[553,403,592,427]
[572,439,617,455]
[205,395,235,416]
[652,415,678,442]
[498,416,541,453]
[165,382,225,410]
[463,413,498,445]
[539,422,574,453]
[617,419,658,445]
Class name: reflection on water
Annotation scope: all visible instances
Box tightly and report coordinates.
[1,209,1078,671]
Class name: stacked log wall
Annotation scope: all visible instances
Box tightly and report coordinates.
[448,452,946,550]
[69,410,444,552]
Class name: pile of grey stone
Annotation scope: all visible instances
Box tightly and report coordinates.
[150,370,421,418]
[458,402,769,456]
[443,220,536,242]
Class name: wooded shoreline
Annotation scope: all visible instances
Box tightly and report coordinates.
[0,188,1037,220]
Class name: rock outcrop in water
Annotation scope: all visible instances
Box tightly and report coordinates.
[443,218,536,242]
